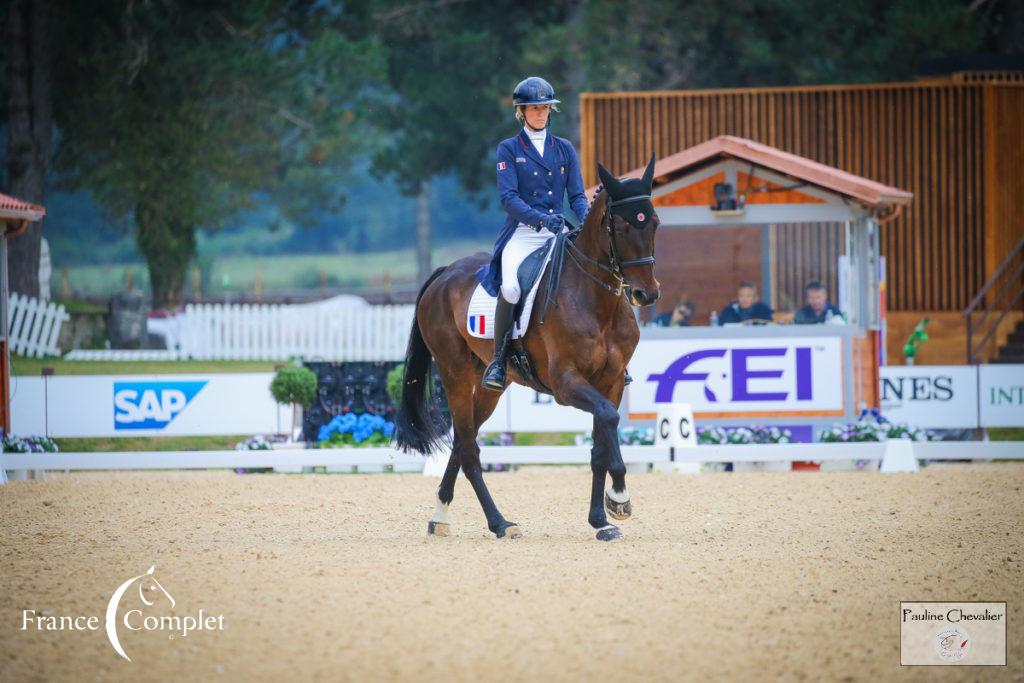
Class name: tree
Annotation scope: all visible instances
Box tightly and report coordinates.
[51,1,383,307]
[3,0,53,298]
[365,0,567,284]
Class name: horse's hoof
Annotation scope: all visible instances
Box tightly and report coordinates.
[605,491,632,520]
[427,521,451,537]
[496,524,522,539]
[595,524,623,542]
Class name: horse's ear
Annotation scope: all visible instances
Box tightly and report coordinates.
[597,163,620,196]
[641,153,656,188]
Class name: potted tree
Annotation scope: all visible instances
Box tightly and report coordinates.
[270,364,318,443]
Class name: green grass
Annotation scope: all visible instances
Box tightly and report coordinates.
[54,298,107,315]
[50,432,580,453]
[988,428,1024,441]
[54,435,252,452]
[483,432,578,446]
[12,357,278,376]
[57,241,491,298]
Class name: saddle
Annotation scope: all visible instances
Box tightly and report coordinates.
[466,239,557,395]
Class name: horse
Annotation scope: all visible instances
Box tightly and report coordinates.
[394,156,660,541]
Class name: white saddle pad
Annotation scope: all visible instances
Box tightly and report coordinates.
[467,242,556,340]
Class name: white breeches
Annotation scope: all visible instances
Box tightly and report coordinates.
[500,223,565,303]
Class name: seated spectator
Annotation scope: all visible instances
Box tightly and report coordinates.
[654,295,694,327]
[718,282,773,325]
[794,281,843,324]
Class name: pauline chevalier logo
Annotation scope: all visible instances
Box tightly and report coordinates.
[900,601,1005,666]
[933,625,971,662]
[21,564,225,662]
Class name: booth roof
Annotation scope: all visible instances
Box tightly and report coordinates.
[594,135,913,209]
[0,192,46,222]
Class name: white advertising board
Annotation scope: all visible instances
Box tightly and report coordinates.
[878,365,978,429]
[979,364,1024,428]
[627,337,845,418]
[505,384,592,432]
[12,374,287,437]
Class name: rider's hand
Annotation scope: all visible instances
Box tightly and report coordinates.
[538,214,564,232]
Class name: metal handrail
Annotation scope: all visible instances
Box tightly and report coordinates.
[965,235,1024,364]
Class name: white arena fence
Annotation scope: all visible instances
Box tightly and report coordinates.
[7,294,68,358]
[4,441,1023,483]
[178,299,414,361]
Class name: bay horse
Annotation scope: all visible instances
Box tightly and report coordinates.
[394,156,660,541]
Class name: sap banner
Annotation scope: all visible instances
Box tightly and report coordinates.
[12,374,288,437]
[879,365,977,429]
[627,337,845,418]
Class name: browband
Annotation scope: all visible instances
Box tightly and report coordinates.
[607,194,651,207]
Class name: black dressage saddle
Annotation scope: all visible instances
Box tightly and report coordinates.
[505,239,555,395]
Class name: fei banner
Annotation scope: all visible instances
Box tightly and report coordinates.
[627,337,845,419]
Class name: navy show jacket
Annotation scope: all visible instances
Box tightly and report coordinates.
[475,129,589,296]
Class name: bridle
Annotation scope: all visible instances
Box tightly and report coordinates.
[538,189,658,323]
[605,193,657,273]
[562,191,657,298]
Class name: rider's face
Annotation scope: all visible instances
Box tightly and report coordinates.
[523,105,551,130]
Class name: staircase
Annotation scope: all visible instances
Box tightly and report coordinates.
[995,319,1024,364]
[965,235,1024,364]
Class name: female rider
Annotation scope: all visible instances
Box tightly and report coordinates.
[475,76,589,391]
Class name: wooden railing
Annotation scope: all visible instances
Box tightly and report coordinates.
[964,235,1024,364]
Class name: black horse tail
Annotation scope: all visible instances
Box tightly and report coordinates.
[394,266,451,455]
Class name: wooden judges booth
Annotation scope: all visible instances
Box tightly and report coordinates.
[603,136,911,424]
[580,77,1024,364]
[0,193,47,433]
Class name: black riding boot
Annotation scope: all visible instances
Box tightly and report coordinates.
[481,294,515,391]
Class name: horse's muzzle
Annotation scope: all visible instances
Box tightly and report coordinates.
[629,287,660,307]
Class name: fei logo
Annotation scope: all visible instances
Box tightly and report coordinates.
[114,381,207,430]
[646,347,814,404]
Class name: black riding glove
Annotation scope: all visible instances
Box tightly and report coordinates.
[538,214,564,232]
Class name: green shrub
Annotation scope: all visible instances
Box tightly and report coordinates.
[270,365,317,408]
[386,363,405,406]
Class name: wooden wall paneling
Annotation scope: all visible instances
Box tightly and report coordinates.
[950,86,961,308]
[579,82,1024,313]
[983,85,999,301]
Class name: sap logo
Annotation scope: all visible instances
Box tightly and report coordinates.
[646,347,813,403]
[114,382,207,430]
[881,375,954,402]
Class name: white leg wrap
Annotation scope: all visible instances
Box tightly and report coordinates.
[430,496,450,524]
[606,487,630,504]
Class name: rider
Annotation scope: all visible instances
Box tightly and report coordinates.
[475,76,589,391]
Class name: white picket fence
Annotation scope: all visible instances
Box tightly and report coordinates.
[7,293,68,357]
[178,299,415,361]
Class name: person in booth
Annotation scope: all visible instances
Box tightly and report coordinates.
[794,280,843,324]
[475,76,589,391]
[718,281,773,325]
[654,294,695,327]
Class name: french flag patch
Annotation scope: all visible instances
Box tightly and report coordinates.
[469,315,486,334]
[497,162,507,171]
